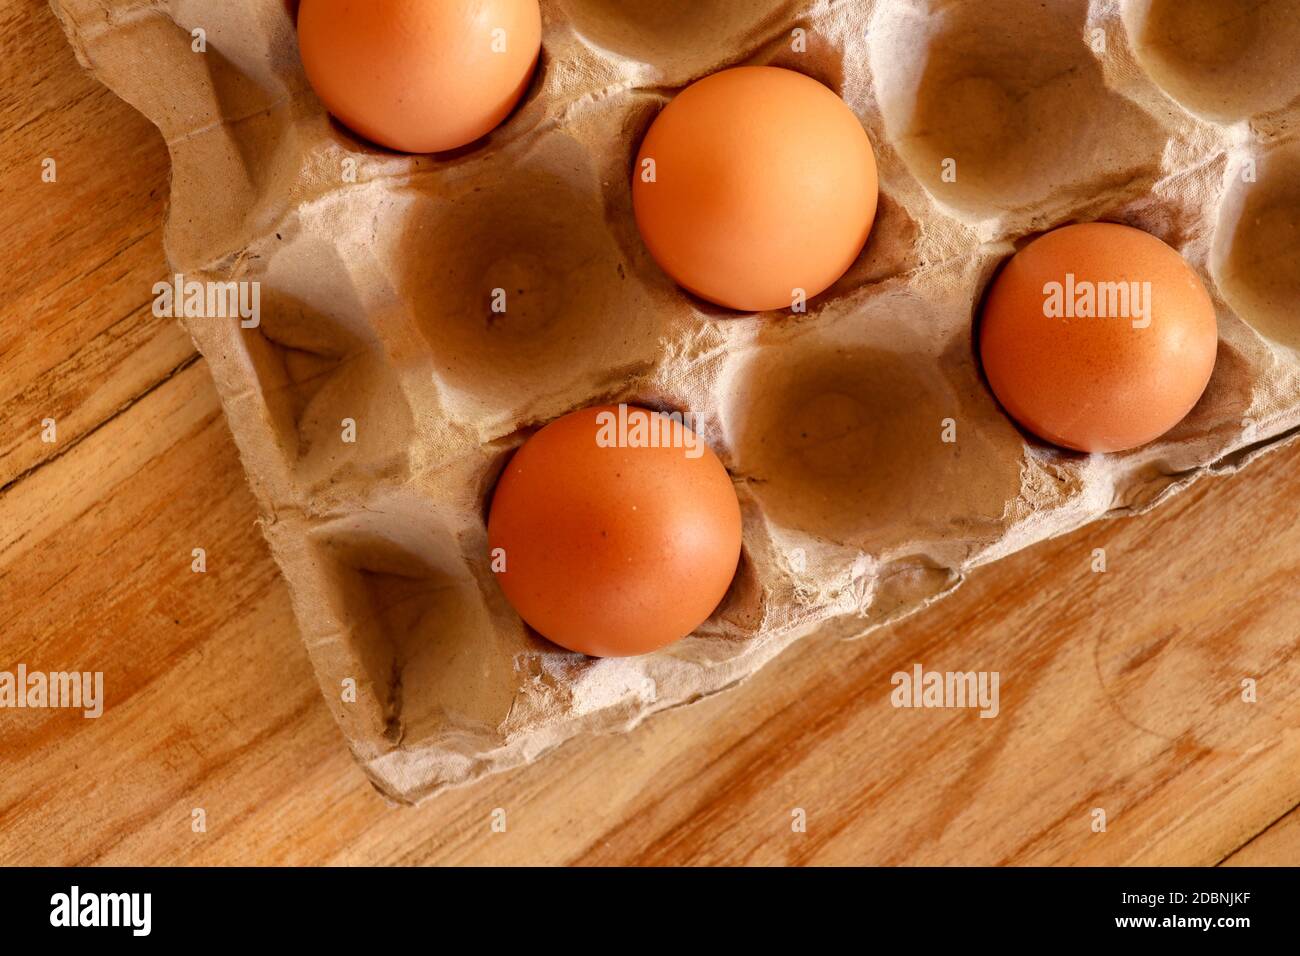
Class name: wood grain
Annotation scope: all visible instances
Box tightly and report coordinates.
[1223,805,1300,867]
[1,0,1297,866]
[0,0,193,490]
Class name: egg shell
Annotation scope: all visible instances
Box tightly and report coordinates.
[297,0,542,154]
[487,405,742,658]
[979,222,1219,453]
[633,66,879,312]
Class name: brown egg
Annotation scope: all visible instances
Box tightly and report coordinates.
[980,223,1219,453]
[297,0,541,154]
[487,405,742,658]
[633,66,878,312]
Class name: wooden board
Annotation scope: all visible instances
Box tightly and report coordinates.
[1,0,1297,866]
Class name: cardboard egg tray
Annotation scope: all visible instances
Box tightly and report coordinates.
[51,0,1300,803]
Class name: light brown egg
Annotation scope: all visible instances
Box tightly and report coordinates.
[297,0,542,154]
[980,223,1219,453]
[633,66,878,312]
[487,405,742,658]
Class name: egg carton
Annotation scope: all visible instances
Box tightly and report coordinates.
[50,0,1300,803]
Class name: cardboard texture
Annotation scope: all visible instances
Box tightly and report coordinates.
[49,0,1300,803]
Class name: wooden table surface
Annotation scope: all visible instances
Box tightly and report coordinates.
[3,0,1298,866]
